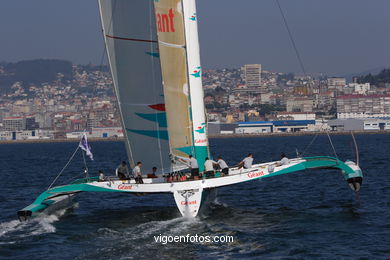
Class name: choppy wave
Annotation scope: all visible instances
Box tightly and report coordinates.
[0,207,70,245]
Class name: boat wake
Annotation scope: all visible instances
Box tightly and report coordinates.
[0,205,72,244]
[76,216,204,259]
[99,216,201,241]
[211,197,228,208]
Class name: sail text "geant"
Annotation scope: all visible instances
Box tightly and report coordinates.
[156,8,175,33]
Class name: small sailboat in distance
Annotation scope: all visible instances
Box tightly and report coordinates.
[18,0,363,221]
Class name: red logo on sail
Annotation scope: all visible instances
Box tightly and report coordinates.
[195,139,207,144]
[156,8,175,32]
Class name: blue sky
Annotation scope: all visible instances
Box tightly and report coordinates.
[1,0,389,75]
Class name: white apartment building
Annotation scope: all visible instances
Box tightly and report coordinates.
[337,94,390,119]
[347,83,371,95]
[328,77,346,91]
[242,64,263,89]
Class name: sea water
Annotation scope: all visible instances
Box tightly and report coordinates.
[0,134,389,259]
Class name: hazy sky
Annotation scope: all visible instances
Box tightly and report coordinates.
[1,0,389,75]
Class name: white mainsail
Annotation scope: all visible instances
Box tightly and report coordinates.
[98,0,171,174]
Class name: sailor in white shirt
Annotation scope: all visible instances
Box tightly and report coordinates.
[239,153,254,169]
[132,161,143,184]
[204,157,218,178]
[277,153,290,166]
[217,156,229,175]
[176,155,200,179]
[188,156,198,169]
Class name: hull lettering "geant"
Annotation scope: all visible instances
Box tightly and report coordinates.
[181,200,197,205]
[247,171,267,179]
[118,184,133,190]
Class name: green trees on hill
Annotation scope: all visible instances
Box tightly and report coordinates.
[357,69,390,86]
[0,59,73,91]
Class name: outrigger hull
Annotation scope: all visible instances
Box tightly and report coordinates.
[18,193,75,221]
[18,156,363,220]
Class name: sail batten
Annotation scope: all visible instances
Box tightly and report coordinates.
[105,34,158,43]
[158,41,186,48]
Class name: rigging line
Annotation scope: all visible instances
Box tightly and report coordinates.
[98,35,107,73]
[149,1,165,172]
[97,0,115,72]
[98,0,135,167]
[351,131,360,166]
[48,145,80,190]
[301,133,319,157]
[301,120,326,157]
[275,0,307,76]
[326,131,339,160]
[64,171,85,184]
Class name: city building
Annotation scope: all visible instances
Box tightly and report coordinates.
[25,116,39,130]
[235,121,273,134]
[90,127,123,138]
[328,119,364,131]
[241,64,268,93]
[272,120,316,132]
[2,116,24,131]
[0,129,55,141]
[328,118,390,131]
[348,83,371,95]
[286,98,314,112]
[208,122,238,135]
[243,64,262,87]
[337,94,390,119]
[235,120,316,134]
[328,77,346,91]
[275,112,316,121]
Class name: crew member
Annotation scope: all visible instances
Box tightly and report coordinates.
[116,161,129,180]
[147,166,158,178]
[204,157,218,178]
[132,161,143,184]
[277,153,290,166]
[238,153,254,169]
[98,170,105,182]
[176,154,200,180]
[217,156,229,176]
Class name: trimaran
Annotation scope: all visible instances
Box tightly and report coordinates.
[18,0,363,221]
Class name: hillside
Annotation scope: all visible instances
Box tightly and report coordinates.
[0,59,73,92]
[357,68,390,87]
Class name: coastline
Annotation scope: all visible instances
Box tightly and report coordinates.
[209,130,390,138]
[0,130,389,144]
[0,137,124,144]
